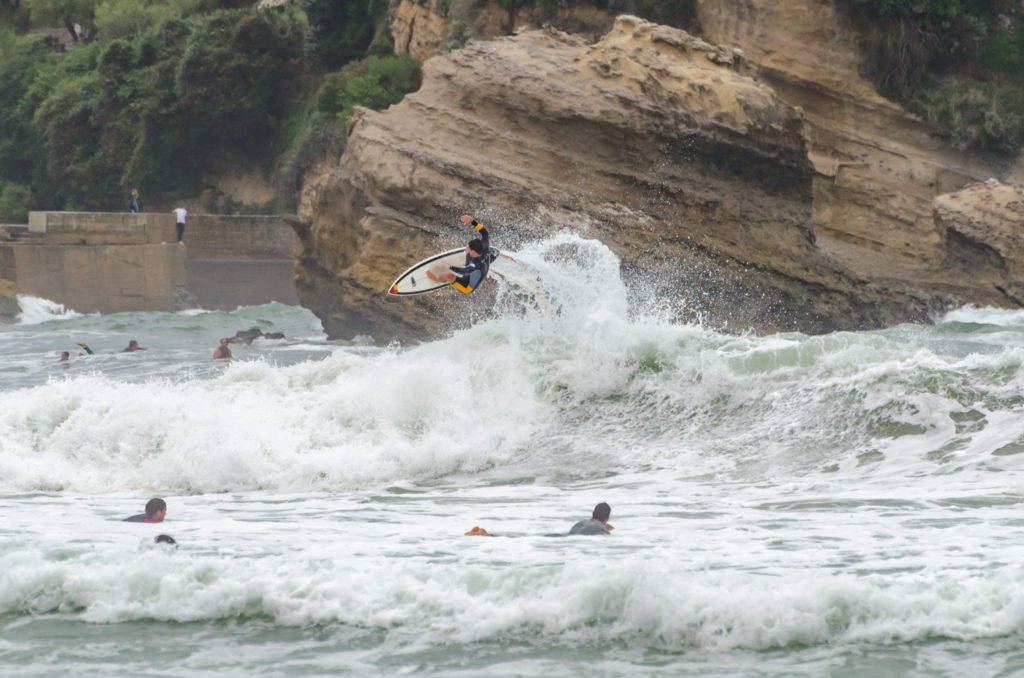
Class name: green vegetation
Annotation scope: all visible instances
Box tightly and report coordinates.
[837,0,1024,153]
[0,0,420,220]
[318,53,420,120]
[0,0,706,222]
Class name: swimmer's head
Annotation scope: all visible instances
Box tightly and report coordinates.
[145,498,167,521]
[592,502,611,522]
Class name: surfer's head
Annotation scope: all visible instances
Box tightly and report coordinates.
[592,502,611,522]
[145,498,167,522]
[467,238,484,258]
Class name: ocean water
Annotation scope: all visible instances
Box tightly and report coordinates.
[1,234,1023,677]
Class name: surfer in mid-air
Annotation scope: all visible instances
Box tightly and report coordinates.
[425,214,492,293]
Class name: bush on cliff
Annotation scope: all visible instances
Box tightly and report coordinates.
[317,53,421,121]
[265,52,420,211]
[838,0,1024,153]
[0,183,32,223]
[921,78,1024,152]
[306,0,388,69]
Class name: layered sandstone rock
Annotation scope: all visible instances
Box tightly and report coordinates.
[296,7,1024,342]
[0,278,19,323]
[934,180,1024,305]
[391,0,449,61]
[696,0,1020,304]
[296,16,905,341]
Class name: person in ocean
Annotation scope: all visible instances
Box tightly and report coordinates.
[122,339,147,352]
[465,502,615,537]
[568,502,613,536]
[212,338,232,360]
[61,343,94,360]
[425,214,495,293]
[124,498,167,523]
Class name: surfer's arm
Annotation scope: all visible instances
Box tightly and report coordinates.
[460,215,489,249]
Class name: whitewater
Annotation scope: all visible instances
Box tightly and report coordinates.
[1,234,1023,677]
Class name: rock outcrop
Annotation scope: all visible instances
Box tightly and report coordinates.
[696,0,1022,306]
[297,16,912,340]
[934,180,1024,305]
[0,278,19,323]
[295,7,1024,342]
[390,0,451,61]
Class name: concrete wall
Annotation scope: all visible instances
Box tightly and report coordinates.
[27,211,174,244]
[179,214,299,308]
[1,212,298,313]
[181,215,296,260]
[4,243,187,313]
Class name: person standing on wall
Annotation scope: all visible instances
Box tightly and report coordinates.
[173,205,187,244]
[127,188,141,213]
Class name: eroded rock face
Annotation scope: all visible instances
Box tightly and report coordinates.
[297,16,903,341]
[391,0,449,61]
[0,279,19,323]
[696,0,1021,307]
[934,181,1024,305]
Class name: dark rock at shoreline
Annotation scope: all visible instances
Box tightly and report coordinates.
[227,327,285,345]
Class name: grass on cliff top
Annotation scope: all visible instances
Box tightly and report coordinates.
[837,0,1024,154]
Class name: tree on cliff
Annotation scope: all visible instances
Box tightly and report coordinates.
[306,0,387,69]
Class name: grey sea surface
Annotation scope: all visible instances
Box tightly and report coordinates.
[2,236,1023,677]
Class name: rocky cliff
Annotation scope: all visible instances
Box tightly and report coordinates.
[294,4,1024,342]
[695,0,1023,306]
[0,278,17,323]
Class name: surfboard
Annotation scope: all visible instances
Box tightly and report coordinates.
[387,248,467,295]
[387,248,547,307]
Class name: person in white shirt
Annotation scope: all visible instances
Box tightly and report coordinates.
[173,206,188,244]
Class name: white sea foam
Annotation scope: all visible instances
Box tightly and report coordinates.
[15,295,83,324]
[3,532,1023,652]
[2,245,1024,494]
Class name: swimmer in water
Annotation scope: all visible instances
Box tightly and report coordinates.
[123,498,167,523]
[465,502,615,537]
[568,502,613,536]
[212,338,232,360]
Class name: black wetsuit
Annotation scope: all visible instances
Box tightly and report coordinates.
[568,518,610,535]
[123,514,157,523]
[449,221,490,294]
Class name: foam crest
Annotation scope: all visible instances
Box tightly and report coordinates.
[15,295,83,324]
[0,343,550,493]
[3,542,1022,652]
[5,240,1024,493]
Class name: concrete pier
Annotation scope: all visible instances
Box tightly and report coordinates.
[0,212,298,313]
